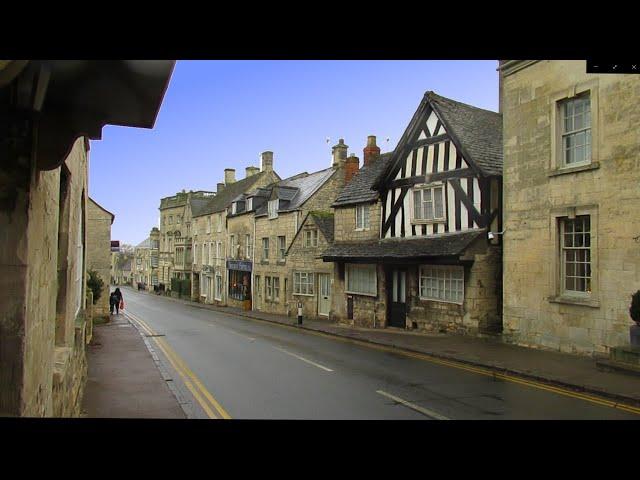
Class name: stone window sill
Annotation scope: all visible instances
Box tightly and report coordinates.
[548,162,600,178]
[548,295,600,308]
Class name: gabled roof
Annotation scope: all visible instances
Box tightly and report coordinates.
[193,170,279,217]
[427,92,502,176]
[332,153,394,207]
[376,91,502,189]
[89,196,115,224]
[285,211,335,255]
[136,237,151,249]
[255,167,337,217]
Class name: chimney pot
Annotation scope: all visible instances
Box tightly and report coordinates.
[332,138,349,166]
[246,166,260,178]
[224,168,236,185]
[261,151,274,172]
[217,182,225,193]
[345,154,360,183]
[363,135,381,167]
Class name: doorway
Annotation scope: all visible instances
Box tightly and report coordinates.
[387,267,407,328]
[318,273,331,316]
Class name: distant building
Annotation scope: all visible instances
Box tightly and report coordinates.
[133,228,160,290]
[87,197,115,318]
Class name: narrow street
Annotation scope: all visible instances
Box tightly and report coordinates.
[121,288,638,420]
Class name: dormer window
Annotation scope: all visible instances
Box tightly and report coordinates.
[231,202,237,215]
[268,199,279,219]
[247,198,253,211]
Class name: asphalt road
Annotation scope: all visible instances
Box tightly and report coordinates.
[120,287,638,420]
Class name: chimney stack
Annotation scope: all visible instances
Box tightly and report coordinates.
[224,168,236,185]
[332,138,349,167]
[345,154,360,183]
[363,135,381,167]
[217,182,225,193]
[261,151,273,172]
[246,166,260,178]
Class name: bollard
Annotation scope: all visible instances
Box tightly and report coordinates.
[297,301,303,325]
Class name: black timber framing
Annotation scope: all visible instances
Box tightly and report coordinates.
[389,168,476,189]
[382,186,409,237]
[449,178,485,228]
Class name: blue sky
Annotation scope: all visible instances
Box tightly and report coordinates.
[89,60,499,245]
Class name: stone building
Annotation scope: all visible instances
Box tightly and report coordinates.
[284,211,335,319]
[133,228,160,290]
[158,189,215,292]
[191,154,279,305]
[253,141,353,316]
[500,60,640,355]
[0,60,173,416]
[323,94,503,336]
[86,197,115,318]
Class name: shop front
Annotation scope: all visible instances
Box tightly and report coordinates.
[227,259,252,310]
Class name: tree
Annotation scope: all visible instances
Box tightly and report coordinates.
[87,269,104,305]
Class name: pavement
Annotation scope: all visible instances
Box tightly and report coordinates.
[140,287,640,409]
[81,310,186,419]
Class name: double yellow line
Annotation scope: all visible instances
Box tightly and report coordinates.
[125,311,231,419]
[228,314,640,416]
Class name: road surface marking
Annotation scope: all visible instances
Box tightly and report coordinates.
[274,347,334,372]
[125,290,640,416]
[125,311,231,419]
[376,390,450,420]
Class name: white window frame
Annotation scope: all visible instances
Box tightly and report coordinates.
[355,204,370,230]
[231,203,237,214]
[411,183,446,223]
[262,237,269,260]
[246,234,252,260]
[559,215,592,296]
[304,229,318,248]
[278,235,286,260]
[345,264,377,297]
[217,213,223,233]
[273,277,280,301]
[293,271,315,296]
[419,265,464,305]
[268,199,279,219]
[265,276,272,300]
[560,94,591,168]
[247,198,253,211]
[230,235,237,259]
[216,241,221,266]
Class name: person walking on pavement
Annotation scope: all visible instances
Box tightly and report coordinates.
[109,290,119,315]
[114,287,124,315]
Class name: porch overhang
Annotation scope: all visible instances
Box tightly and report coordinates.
[321,229,487,263]
[2,60,175,170]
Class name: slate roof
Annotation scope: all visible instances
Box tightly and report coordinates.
[312,213,335,244]
[193,171,276,217]
[255,167,337,217]
[136,237,151,249]
[321,229,485,261]
[189,196,212,217]
[426,91,503,176]
[332,153,394,207]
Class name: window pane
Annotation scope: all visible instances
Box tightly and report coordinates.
[413,191,422,219]
[434,187,444,218]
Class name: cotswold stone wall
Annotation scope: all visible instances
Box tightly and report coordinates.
[333,201,381,242]
[502,60,640,355]
[87,199,112,317]
[285,215,334,319]
[330,263,388,328]
[407,245,502,335]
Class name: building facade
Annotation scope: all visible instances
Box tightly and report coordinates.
[192,155,279,305]
[87,197,115,317]
[500,60,640,355]
[133,228,160,290]
[158,190,215,291]
[0,60,173,416]
[324,94,503,336]
[252,141,352,316]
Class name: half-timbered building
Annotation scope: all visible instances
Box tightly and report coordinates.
[323,92,503,335]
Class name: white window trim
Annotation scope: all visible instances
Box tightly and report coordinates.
[293,271,315,296]
[247,198,253,211]
[278,236,286,259]
[355,204,371,231]
[268,199,279,219]
[418,264,464,305]
[411,182,447,224]
[550,80,599,172]
[345,263,377,297]
[214,273,223,301]
[559,216,592,297]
